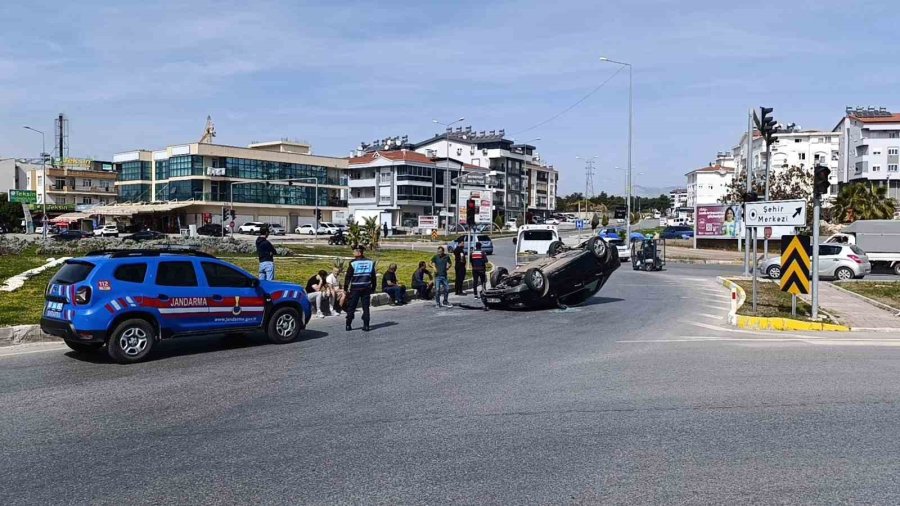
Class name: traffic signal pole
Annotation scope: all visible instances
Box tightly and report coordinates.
[763,142,772,260]
[743,109,753,276]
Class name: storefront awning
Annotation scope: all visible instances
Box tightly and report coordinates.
[50,212,93,223]
[88,201,195,216]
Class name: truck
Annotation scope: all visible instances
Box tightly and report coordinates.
[513,224,560,266]
[826,220,900,275]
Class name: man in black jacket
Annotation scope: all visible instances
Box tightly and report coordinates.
[343,246,377,331]
[256,227,277,280]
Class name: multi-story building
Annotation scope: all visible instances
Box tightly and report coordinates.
[112,140,348,232]
[732,127,840,202]
[685,164,734,208]
[0,158,29,194]
[834,106,900,201]
[525,159,558,217]
[413,127,529,224]
[35,158,118,207]
[669,187,688,215]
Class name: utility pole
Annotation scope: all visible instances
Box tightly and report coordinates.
[432,118,465,233]
[811,164,831,319]
[23,126,47,239]
[754,107,778,260]
[743,110,753,276]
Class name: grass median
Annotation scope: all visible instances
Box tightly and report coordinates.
[834,281,900,310]
[733,279,828,322]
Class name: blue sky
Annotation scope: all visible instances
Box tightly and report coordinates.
[2,0,898,196]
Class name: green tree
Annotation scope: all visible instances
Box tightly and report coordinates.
[0,194,23,232]
[601,214,609,227]
[831,182,897,223]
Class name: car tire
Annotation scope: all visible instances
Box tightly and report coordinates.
[308,230,315,236]
[547,241,565,257]
[893,262,900,276]
[767,265,782,279]
[64,340,103,353]
[835,267,854,281]
[267,306,303,344]
[587,236,608,259]
[106,318,155,364]
[524,268,549,297]
[490,267,509,288]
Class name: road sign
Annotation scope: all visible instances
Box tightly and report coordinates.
[744,200,806,227]
[780,234,811,295]
[575,219,585,230]
[9,189,36,204]
[417,215,437,229]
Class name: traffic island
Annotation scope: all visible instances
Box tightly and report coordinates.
[718,277,849,332]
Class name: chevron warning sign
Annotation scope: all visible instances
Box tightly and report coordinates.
[780,234,811,295]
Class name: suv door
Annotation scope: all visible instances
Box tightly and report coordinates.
[152,260,207,334]
[200,261,266,329]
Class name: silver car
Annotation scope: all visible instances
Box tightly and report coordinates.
[760,244,872,281]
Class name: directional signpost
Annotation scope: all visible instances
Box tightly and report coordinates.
[780,235,811,317]
[744,199,806,227]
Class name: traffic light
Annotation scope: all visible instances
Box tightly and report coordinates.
[743,191,759,203]
[316,209,323,221]
[229,209,236,220]
[466,199,476,226]
[753,106,778,146]
[223,209,229,221]
[814,165,831,197]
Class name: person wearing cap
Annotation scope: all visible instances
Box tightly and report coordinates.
[343,246,377,331]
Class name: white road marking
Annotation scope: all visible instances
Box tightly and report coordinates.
[0,344,67,358]
[619,336,900,346]
[698,313,724,320]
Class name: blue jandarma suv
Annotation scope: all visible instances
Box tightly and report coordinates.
[40,249,312,363]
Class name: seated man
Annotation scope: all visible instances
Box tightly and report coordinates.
[326,265,346,314]
[411,261,433,300]
[381,263,407,305]
[305,270,334,318]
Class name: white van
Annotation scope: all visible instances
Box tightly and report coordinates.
[513,225,560,266]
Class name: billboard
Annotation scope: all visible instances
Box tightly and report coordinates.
[9,189,37,204]
[457,189,492,224]
[696,204,742,239]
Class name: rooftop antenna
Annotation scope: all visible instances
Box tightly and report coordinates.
[199,115,216,144]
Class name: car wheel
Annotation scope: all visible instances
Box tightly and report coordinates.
[524,268,549,296]
[490,267,509,288]
[64,340,103,353]
[308,230,315,236]
[106,318,155,364]
[767,265,782,279]
[835,267,854,281]
[587,236,608,259]
[893,263,900,276]
[267,306,302,344]
[547,241,564,257]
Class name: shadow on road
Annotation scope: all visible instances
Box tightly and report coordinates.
[364,321,398,331]
[63,329,330,364]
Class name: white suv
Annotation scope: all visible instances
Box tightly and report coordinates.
[238,222,265,234]
[93,224,119,237]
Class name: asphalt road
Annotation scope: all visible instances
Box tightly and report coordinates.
[4,260,900,503]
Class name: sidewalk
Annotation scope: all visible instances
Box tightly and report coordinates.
[803,283,900,330]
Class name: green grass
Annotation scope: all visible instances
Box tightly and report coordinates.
[0,270,54,326]
[0,253,49,282]
[836,282,900,309]
[734,279,829,322]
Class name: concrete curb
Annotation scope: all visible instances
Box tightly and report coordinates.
[0,325,59,346]
[831,282,900,317]
[671,258,743,265]
[717,276,850,332]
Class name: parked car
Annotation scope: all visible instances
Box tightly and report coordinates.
[197,224,224,237]
[760,244,872,281]
[40,249,312,364]
[123,230,166,242]
[266,223,286,236]
[93,224,120,237]
[51,230,89,241]
[447,234,495,255]
[660,226,694,240]
[483,236,620,310]
[295,224,317,235]
[319,222,345,233]
[36,225,60,235]
[317,223,338,235]
[544,217,560,225]
[238,222,265,234]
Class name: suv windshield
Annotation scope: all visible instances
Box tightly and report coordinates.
[50,261,95,285]
[522,230,555,241]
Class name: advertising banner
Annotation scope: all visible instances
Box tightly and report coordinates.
[9,189,37,204]
[457,189,492,224]
[696,204,742,239]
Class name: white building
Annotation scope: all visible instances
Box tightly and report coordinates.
[833,107,900,201]
[732,127,840,202]
[686,164,734,207]
[669,187,688,211]
[525,159,558,216]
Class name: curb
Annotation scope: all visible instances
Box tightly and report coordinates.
[716,277,850,332]
[670,258,743,265]
[831,282,900,317]
[0,325,59,346]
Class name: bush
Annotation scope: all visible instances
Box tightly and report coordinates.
[33,237,293,257]
[0,236,30,256]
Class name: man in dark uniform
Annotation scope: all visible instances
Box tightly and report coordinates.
[344,246,377,332]
[470,242,488,299]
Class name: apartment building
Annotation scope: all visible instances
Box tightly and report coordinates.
[525,159,558,217]
[686,164,734,208]
[112,140,347,231]
[834,106,900,201]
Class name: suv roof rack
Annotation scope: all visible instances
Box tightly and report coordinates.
[85,248,216,259]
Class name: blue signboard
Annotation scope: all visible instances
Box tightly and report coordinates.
[575,219,585,230]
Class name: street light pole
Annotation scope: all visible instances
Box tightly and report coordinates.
[24,126,47,239]
[600,57,633,241]
[432,118,465,234]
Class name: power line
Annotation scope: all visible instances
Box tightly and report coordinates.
[511,66,626,136]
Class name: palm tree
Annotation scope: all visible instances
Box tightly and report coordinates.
[832,182,897,223]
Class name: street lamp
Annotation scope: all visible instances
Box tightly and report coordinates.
[514,137,540,225]
[599,56,633,241]
[23,126,47,239]
[432,117,465,233]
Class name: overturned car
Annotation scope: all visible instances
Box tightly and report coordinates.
[482,236,619,310]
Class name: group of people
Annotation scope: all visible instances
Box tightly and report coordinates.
[256,226,491,333]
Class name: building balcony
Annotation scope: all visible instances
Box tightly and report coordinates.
[48,186,117,194]
[349,196,377,205]
[349,178,376,188]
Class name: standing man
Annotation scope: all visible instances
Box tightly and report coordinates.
[256,226,277,280]
[430,246,452,308]
[470,242,488,299]
[344,246,376,331]
[382,221,389,239]
[453,243,467,295]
